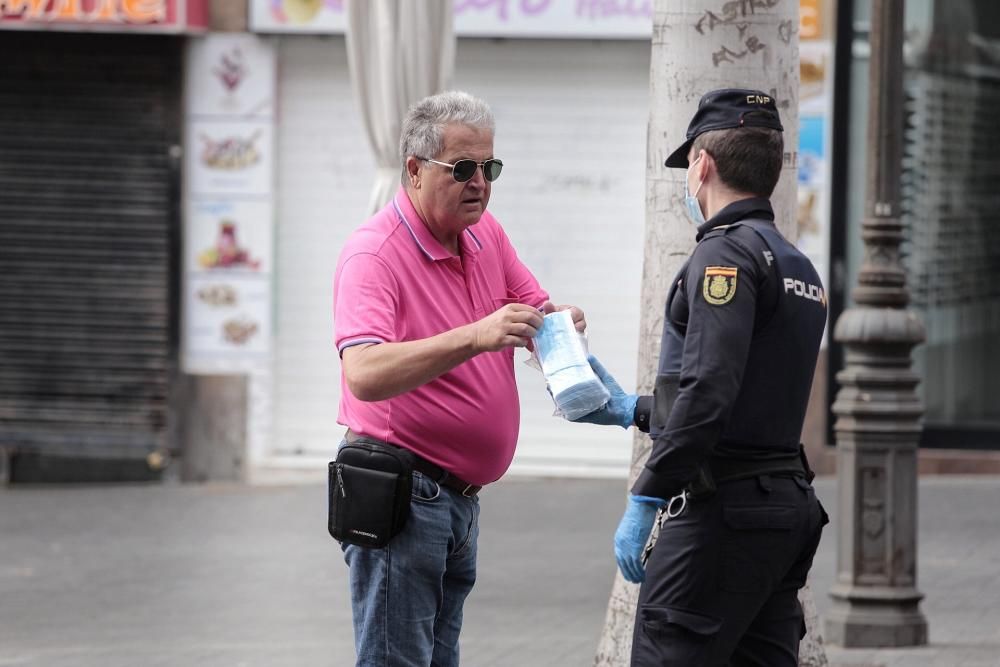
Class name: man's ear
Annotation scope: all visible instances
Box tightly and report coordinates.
[405,156,422,188]
[696,150,713,183]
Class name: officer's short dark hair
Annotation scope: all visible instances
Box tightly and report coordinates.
[691,127,783,198]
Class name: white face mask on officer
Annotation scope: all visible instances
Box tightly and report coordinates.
[684,155,706,226]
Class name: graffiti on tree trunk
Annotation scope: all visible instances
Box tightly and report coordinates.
[693,0,798,70]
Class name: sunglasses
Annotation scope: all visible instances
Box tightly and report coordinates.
[419,157,503,183]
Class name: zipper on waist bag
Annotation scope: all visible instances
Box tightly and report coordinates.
[335,464,346,498]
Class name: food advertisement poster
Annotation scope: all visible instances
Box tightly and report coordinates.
[186,200,272,275]
[187,121,273,196]
[186,275,271,358]
[186,35,275,117]
[183,34,276,373]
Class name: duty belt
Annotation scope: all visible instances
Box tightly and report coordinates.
[710,453,808,484]
[641,449,812,566]
[344,429,482,498]
[688,447,812,498]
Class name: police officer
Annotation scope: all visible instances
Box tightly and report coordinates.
[574,89,829,666]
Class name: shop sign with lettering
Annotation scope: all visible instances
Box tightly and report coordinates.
[251,0,823,40]
[0,0,207,33]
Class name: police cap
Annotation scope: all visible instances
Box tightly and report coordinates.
[664,88,784,168]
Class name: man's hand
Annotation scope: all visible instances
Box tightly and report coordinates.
[472,303,544,352]
[571,356,638,429]
[541,301,587,332]
[614,495,662,584]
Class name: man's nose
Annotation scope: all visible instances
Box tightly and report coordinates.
[467,165,487,189]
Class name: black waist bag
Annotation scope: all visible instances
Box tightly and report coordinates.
[328,439,414,548]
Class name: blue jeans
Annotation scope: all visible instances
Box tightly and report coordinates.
[342,470,480,667]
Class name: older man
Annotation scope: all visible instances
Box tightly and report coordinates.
[333,91,583,667]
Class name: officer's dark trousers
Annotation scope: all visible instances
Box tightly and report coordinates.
[631,474,827,667]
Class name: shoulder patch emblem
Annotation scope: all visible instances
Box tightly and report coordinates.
[703,266,738,305]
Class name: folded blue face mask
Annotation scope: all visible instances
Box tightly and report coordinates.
[532,311,610,421]
[684,156,705,225]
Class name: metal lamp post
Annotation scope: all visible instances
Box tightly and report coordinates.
[825,0,929,648]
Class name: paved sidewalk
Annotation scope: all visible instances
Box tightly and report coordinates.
[815,476,1000,667]
[1,475,998,666]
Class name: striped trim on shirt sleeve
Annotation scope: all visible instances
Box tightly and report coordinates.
[337,337,385,354]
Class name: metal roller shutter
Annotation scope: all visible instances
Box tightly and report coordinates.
[0,33,182,481]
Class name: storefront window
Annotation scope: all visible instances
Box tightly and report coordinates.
[843,0,1000,447]
[903,0,1000,444]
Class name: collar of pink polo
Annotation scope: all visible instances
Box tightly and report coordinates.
[393,187,484,262]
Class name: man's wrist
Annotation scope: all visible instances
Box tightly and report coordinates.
[621,394,639,429]
[633,395,653,433]
[630,494,667,508]
[458,321,483,355]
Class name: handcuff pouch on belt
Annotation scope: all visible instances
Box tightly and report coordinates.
[328,437,414,548]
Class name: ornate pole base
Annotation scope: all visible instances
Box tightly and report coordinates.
[827,583,928,647]
[828,307,928,648]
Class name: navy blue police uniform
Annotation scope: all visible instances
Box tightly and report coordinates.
[626,90,830,666]
[629,199,829,666]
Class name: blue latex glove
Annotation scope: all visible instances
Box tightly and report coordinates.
[572,355,638,429]
[614,495,664,584]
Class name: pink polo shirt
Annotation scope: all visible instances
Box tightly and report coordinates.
[334,187,548,486]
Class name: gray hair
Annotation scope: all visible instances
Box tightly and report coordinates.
[399,91,495,178]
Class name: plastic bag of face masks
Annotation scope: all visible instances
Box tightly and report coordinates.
[526,310,610,421]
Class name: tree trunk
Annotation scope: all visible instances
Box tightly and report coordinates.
[595,1,828,664]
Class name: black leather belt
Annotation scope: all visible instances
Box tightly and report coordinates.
[685,450,811,497]
[708,452,809,485]
[345,429,482,498]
